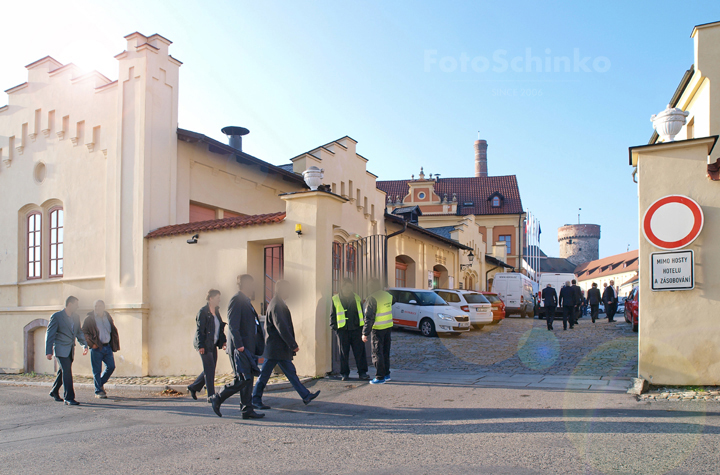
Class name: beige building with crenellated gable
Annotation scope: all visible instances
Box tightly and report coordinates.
[0,32,493,378]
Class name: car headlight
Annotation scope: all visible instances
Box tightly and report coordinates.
[437,313,454,321]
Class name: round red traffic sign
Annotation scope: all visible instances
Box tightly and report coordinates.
[642,195,703,250]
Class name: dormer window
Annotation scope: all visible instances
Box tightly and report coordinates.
[488,191,505,208]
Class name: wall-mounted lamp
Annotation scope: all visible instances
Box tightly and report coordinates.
[460,250,475,270]
[187,234,199,244]
[295,224,302,236]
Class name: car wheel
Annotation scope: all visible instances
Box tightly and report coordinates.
[420,318,437,338]
[632,322,638,333]
[474,324,485,330]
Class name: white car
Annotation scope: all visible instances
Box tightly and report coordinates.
[434,289,494,328]
[388,288,471,337]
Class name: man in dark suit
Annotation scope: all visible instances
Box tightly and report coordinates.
[571,279,582,326]
[603,279,618,322]
[210,275,264,419]
[252,280,320,409]
[559,282,577,330]
[587,282,602,323]
[541,284,557,330]
[46,296,88,405]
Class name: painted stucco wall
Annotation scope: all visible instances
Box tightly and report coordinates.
[635,138,720,385]
[386,221,461,291]
[178,140,301,218]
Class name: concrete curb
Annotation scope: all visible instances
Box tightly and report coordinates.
[0,377,314,394]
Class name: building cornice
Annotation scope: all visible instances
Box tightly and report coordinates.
[629,135,718,166]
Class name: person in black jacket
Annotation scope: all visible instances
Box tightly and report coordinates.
[541,284,557,331]
[330,279,370,381]
[571,279,582,326]
[252,280,320,409]
[210,275,264,419]
[603,280,618,322]
[187,290,227,402]
[587,283,602,323]
[559,282,577,330]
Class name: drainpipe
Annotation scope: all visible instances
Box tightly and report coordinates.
[486,265,499,291]
[384,219,407,288]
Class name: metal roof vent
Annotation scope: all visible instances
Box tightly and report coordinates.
[221,126,250,151]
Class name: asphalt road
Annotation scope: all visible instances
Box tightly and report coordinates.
[1,380,718,474]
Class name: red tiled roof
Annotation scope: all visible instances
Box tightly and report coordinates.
[146,212,286,238]
[575,250,639,281]
[376,176,523,216]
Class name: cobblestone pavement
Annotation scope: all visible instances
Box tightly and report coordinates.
[391,316,638,378]
[0,372,287,387]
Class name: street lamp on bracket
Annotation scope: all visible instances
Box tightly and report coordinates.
[460,250,475,270]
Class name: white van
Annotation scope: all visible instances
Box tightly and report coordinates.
[491,273,538,318]
[537,273,576,318]
[387,288,471,337]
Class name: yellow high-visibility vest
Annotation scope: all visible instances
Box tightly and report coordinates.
[370,291,393,330]
[332,294,364,329]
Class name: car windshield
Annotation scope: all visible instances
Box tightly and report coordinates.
[463,293,490,304]
[484,294,501,303]
[414,292,448,306]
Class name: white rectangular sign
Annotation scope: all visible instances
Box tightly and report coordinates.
[651,250,694,291]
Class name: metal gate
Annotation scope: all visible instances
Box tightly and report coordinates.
[330,234,387,374]
[331,234,387,297]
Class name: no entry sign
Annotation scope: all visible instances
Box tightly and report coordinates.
[642,195,704,250]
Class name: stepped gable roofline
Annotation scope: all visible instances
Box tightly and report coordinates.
[25,55,63,70]
[288,135,360,162]
[377,175,522,216]
[146,212,286,238]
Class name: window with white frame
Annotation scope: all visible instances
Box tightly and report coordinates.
[27,212,42,279]
[49,207,63,277]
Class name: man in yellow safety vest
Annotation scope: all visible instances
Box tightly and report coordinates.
[362,278,394,385]
[330,279,370,381]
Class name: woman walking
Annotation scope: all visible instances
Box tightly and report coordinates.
[188,289,227,401]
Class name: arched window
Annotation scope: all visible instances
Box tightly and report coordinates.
[492,196,501,207]
[27,212,42,279]
[49,207,63,277]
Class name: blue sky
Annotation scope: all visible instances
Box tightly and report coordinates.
[3,1,720,258]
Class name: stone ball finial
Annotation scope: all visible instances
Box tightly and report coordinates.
[419,167,425,180]
[452,193,457,202]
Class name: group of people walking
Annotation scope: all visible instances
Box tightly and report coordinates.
[43,274,396,418]
[45,298,119,405]
[540,279,620,331]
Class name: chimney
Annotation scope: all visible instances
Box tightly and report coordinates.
[474,139,488,177]
[221,126,250,151]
